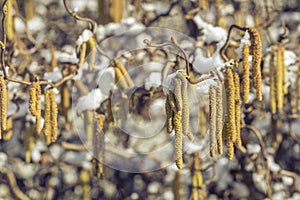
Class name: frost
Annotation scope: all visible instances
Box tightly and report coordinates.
[56,51,78,64]
[162,71,178,94]
[195,77,217,94]
[145,72,161,90]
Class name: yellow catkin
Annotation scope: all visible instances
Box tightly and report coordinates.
[270,47,276,114]
[198,107,207,139]
[297,63,300,111]
[177,73,190,139]
[87,37,96,71]
[249,28,262,101]
[3,117,13,141]
[165,94,174,133]
[115,59,134,88]
[233,69,241,147]
[50,90,58,142]
[29,82,41,134]
[227,140,234,160]
[24,0,35,21]
[173,78,183,112]
[0,76,7,132]
[43,90,52,144]
[225,67,236,143]
[242,44,250,104]
[172,171,182,200]
[109,0,124,23]
[50,47,57,71]
[280,46,287,94]
[216,82,223,155]
[174,110,183,169]
[5,0,14,40]
[93,114,105,178]
[61,82,70,130]
[209,85,217,157]
[25,126,35,163]
[192,152,204,200]
[276,45,284,111]
[80,170,90,200]
[114,67,129,90]
[78,42,87,68]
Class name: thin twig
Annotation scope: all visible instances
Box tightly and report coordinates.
[62,0,97,32]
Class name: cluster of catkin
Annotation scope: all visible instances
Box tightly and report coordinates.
[113,59,134,90]
[222,64,242,160]
[76,37,96,70]
[29,81,42,134]
[208,81,223,157]
[269,45,287,114]
[0,76,8,140]
[165,72,193,169]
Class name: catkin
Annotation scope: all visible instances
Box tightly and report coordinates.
[50,90,58,142]
[192,152,204,200]
[249,28,262,101]
[79,42,87,68]
[172,171,182,200]
[174,110,183,169]
[224,67,236,143]
[276,45,284,111]
[80,170,91,200]
[233,69,241,147]
[280,46,287,94]
[209,85,217,157]
[242,44,250,103]
[115,59,134,88]
[43,89,58,144]
[198,107,207,139]
[227,140,234,160]
[270,47,276,114]
[29,82,41,134]
[87,37,96,71]
[216,82,223,155]
[297,63,300,111]
[177,73,190,138]
[173,79,183,112]
[166,94,174,133]
[0,76,7,132]
[114,67,129,90]
[5,0,14,41]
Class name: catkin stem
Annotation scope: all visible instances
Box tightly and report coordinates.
[209,85,217,157]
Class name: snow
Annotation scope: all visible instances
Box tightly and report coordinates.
[97,67,116,95]
[27,17,46,33]
[76,29,94,46]
[76,88,106,114]
[193,14,227,44]
[145,72,161,90]
[44,67,63,82]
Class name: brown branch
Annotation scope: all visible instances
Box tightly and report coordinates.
[220,24,247,62]
[62,0,96,32]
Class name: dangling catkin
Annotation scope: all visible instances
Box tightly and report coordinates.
[280,46,287,94]
[165,94,174,133]
[0,76,7,132]
[216,82,223,154]
[43,89,51,144]
[50,90,58,142]
[297,63,300,111]
[172,171,182,200]
[270,47,276,114]
[227,140,234,160]
[115,59,134,88]
[173,79,183,169]
[276,45,284,111]
[78,42,87,68]
[249,28,262,101]
[209,85,217,157]
[233,68,241,147]
[176,73,190,138]
[192,152,204,200]
[224,67,236,143]
[242,44,250,104]
[114,67,128,90]
[29,82,41,134]
[80,170,91,200]
[87,37,96,71]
